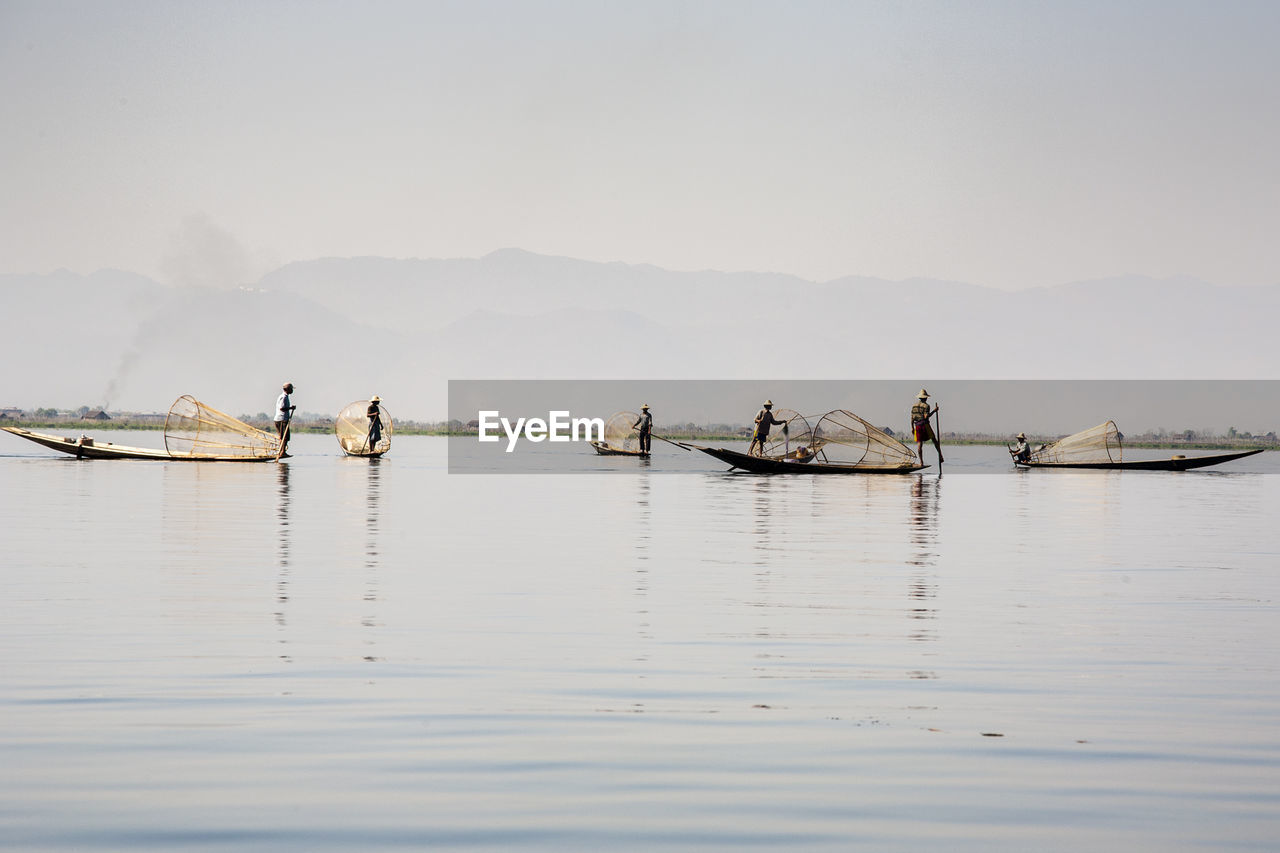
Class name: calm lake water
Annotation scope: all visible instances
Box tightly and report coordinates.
[2,431,1278,851]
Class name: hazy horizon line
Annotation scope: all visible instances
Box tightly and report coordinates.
[5,247,1277,293]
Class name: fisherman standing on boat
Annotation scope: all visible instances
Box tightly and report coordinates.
[632,404,653,454]
[910,389,943,465]
[366,396,383,450]
[1010,432,1031,464]
[750,400,786,457]
[275,382,296,452]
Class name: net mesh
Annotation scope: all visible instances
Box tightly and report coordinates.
[1028,420,1123,464]
[756,408,814,459]
[812,409,920,468]
[597,411,642,453]
[336,400,393,455]
[164,395,279,458]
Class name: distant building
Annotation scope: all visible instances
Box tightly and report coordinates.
[82,410,112,420]
[0,408,24,420]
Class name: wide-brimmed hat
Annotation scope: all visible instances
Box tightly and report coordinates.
[763,399,773,407]
[1016,432,1026,440]
[371,395,381,402]
[917,389,929,399]
[641,404,649,409]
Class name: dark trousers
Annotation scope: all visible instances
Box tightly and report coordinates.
[638,430,651,452]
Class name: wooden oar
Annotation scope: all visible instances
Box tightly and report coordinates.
[652,433,693,451]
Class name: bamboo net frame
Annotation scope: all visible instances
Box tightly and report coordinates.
[757,408,813,459]
[164,395,279,458]
[336,400,393,456]
[811,409,920,468]
[596,411,642,453]
[1028,420,1123,465]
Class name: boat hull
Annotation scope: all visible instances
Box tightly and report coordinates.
[697,445,926,474]
[342,450,385,458]
[1016,448,1263,471]
[591,441,649,458]
[3,427,285,461]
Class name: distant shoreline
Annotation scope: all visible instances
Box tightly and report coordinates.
[4,418,1275,452]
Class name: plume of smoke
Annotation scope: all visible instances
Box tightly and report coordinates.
[101,347,142,410]
[160,214,254,290]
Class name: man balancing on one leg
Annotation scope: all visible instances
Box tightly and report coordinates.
[910,388,943,466]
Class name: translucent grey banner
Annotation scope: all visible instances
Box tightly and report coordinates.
[446,380,1278,474]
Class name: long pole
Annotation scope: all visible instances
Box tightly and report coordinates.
[652,433,693,451]
[933,406,942,468]
[275,416,291,461]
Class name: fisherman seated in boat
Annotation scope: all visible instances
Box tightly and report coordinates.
[749,400,785,457]
[787,444,815,463]
[1010,432,1032,463]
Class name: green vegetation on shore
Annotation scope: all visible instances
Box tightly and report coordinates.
[4,415,1275,452]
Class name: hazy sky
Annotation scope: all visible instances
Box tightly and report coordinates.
[2,0,1277,289]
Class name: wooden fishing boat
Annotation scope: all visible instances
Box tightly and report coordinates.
[2,426,286,461]
[697,410,927,474]
[3,396,287,462]
[1016,448,1263,471]
[590,440,649,457]
[696,445,926,474]
[589,411,651,457]
[1015,420,1264,471]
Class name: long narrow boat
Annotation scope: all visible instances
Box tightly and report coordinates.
[590,411,650,457]
[697,445,926,474]
[1016,420,1264,471]
[590,440,649,458]
[696,408,928,474]
[1016,448,1263,471]
[2,426,286,461]
[4,396,286,462]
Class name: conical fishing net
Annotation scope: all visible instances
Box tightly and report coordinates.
[1029,420,1123,464]
[597,411,642,453]
[812,409,920,467]
[164,395,279,458]
[756,408,813,459]
[336,400,393,455]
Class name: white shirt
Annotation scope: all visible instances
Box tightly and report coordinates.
[275,392,292,422]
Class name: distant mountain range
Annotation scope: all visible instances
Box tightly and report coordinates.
[2,249,1276,421]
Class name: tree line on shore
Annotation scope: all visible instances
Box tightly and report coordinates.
[2,408,1276,449]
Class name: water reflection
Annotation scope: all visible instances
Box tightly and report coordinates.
[749,476,779,570]
[275,462,291,662]
[362,458,382,662]
[631,469,652,692]
[907,474,940,670]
